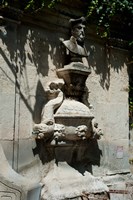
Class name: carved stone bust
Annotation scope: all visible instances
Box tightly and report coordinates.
[62,16,88,62]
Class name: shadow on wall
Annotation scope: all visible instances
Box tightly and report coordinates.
[87,39,129,90]
[0,18,129,175]
[87,43,110,90]
[33,139,102,175]
[0,21,129,121]
[0,21,65,123]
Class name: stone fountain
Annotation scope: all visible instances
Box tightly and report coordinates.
[33,17,109,200]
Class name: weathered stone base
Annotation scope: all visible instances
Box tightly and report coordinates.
[41,162,109,200]
[63,192,109,200]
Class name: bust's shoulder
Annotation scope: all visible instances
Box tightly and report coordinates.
[62,37,78,54]
[62,36,76,46]
[61,37,88,57]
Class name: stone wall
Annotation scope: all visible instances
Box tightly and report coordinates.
[0,2,130,185]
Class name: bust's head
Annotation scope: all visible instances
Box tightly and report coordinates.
[69,17,86,45]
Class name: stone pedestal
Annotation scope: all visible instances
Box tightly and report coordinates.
[41,162,109,200]
[38,61,109,199]
[32,60,109,199]
[57,62,91,100]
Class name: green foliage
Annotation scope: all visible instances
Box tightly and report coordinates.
[0,0,62,11]
[1,0,133,38]
[129,86,133,128]
[87,0,133,37]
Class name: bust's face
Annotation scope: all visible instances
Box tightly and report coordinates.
[71,23,85,44]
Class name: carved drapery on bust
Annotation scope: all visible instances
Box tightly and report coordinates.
[62,16,88,63]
